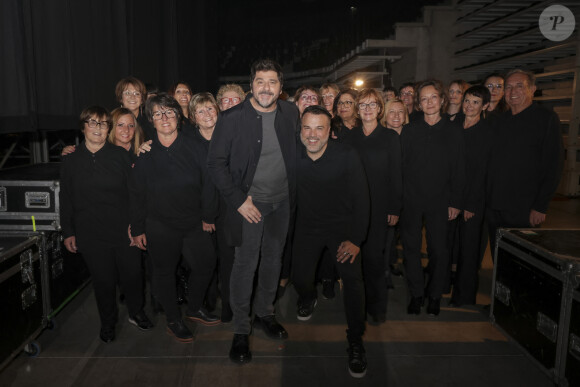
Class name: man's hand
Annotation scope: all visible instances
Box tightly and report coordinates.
[237,196,262,223]
[202,221,216,232]
[529,209,546,226]
[387,214,399,226]
[64,236,77,253]
[336,241,361,263]
[133,234,148,250]
[448,207,460,220]
[464,210,475,221]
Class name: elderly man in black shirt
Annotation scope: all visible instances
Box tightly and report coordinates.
[292,105,370,378]
[487,69,564,253]
[207,59,299,364]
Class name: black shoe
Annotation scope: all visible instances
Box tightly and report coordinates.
[407,296,423,315]
[229,334,252,364]
[427,297,441,316]
[128,310,154,331]
[297,299,317,321]
[347,341,367,378]
[186,307,221,326]
[253,315,288,340]
[100,326,115,343]
[368,312,387,325]
[322,279,335,300]
[166,320,193,343]
[221,304,233,323]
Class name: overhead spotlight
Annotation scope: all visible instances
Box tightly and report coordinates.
[355,79,364,87]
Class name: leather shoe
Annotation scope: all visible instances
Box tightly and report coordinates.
[427,297,441,316]
[100,326,115,343]
[128,310,154,331]
[229,333,252,364]
[253,315,288,340]
[186,307,221,326]
[166,320,193,343]
[407,296,423,315]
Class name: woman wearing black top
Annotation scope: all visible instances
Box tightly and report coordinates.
[449,86,493,307]
[343,89,402,324]
[60,106,153,343]
[130,93,219,343]
[331,89,361,140]
[114,77,155,141]
[400,80,465,316]
[169,81,196,132]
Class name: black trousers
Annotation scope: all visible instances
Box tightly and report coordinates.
[486,208,531,260]
[361,222,389,316]
[451,211,484,305]
[81,243,143,328]
[146,218,217,323]
[292,231,365,343]
[400,204,449,299]
[216,213,235,314]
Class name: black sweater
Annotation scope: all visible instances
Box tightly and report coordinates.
[343,123,402,222]
[487,103,564,213]
[60,141,133,248]
[296,141,370,246]
[401,116,466,209]
[462,119,493,213]
[130,132,217,235]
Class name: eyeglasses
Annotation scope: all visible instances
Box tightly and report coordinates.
[152,110,177,120]
[300,94,318,103]
[337,100,354,107]
[123,90,141,97]
[400,91,414,96]
[486,84,503,90]
[85,119,109,129]
[220,97,241,105]
[358,102,378,110]
[195,107,216,116]
[321,94,335,100]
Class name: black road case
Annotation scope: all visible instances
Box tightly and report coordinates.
[0,234,46,370]
[491,229,580,387]
[0,163,62,231]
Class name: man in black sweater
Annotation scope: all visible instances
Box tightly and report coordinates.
[292,105,370,378]
[207,59,299,364]
[487,69,564,254]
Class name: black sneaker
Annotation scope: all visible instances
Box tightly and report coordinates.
[347,341,367,378]
[321,279,335,300]
[297,299,317,321]
[186,307,221,326]
[229,333,252,364]
[99,326,115,343]
[128,310,154,331]
[166,320,193,343]
[407,296,423,315]
[427,297,441,316]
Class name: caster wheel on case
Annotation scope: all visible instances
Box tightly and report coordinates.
[24,341,41,357]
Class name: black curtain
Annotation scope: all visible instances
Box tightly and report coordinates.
[0,0,216,134]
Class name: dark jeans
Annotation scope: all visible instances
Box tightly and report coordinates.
[292,231,365,343]
[362,222,389,316]
[146,218,216,323]
[400,205,449,299]
[451,211,484,305]
[486,208,531,261]
[231,198,289,334]
[81,243,143,328]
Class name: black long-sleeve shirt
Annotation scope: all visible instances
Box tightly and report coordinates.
[401,116,466,209]
[296,141,370,247]
[343,123,402,222]
[462,119,493,213]
[130,132,217,235]
[60,141,132,248]
[487,103,564,214]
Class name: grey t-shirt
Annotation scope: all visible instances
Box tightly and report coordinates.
[248,109,289,203]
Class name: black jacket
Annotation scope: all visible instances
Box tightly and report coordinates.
[207,96,300,246]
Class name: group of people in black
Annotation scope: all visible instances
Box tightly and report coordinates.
[59,59,563,379]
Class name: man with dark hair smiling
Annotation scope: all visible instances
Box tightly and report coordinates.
[292,105,370,378]
[207,59,299,364]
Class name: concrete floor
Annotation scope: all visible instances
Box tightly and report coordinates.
[1,198,579,387]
